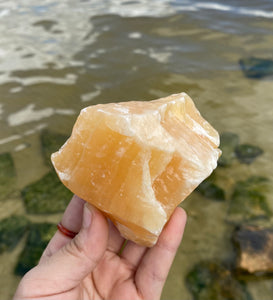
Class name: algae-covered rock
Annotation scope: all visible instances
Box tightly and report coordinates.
[196,178,225,201]
[228,176,271,223]
[0,152,16,200]
[239,57,273,79]
[218,133,263,165]
[0,215,29,254]
[22,171,72,214]
[218,132,239,167]
[186,261,251,300]
[15,223,56,276]
[40,129,68,167]
[235,144,263,165]
[233,225,273,274]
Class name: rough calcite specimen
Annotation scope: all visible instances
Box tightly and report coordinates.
[52,93,221,246]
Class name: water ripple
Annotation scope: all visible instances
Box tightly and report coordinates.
[7,104,75,127]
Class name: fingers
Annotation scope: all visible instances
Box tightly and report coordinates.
[60,195,85,232]
[107,219,125,253]
[135,207,187,300]
[28,203,109,294]
[41,195,85,261]
[120,241,147,270]
[42,195,124,262]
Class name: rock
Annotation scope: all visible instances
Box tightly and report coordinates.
[186,261,251,300]
[0,215,29,254]
[51,93,221,246]
[0,152,16,200]
[21,171,72,214]
[33,20,58,31]
[196,176,225,201]
[235,144,263,165]
[228,176,271,223]
[233,226,273,274]
[14,223,56,276]
[40,129,68,167]
[239,57,273,79]
[218,132,239,167]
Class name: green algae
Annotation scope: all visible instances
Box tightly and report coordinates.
[186,261,252,300]
[239,57,273,79]
[0,215,29,254]
[228,176,271,223]
[14,223,56,276]
[21,171,72,214]
[219,133,264,166]
[218,132,239,167]
[235,144,263,165]
[40,129,68,167]
[0,152,16,200]
[196,179,225,201]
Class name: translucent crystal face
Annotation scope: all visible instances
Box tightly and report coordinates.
[52,93,221,246]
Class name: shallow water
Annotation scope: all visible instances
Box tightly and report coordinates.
[0,0,273,299]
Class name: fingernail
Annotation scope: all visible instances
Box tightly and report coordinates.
[82,203,93,229]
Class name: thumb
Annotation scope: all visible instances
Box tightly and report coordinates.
[30,204,109,292]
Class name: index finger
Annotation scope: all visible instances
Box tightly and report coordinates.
[40,195,85,261]
[135,207,187,300]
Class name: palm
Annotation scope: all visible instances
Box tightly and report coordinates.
[58,259,140,300]
[83,251,141,300]
[14,196,186,300]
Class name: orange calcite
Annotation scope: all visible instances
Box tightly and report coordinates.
[52,93,221,246]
